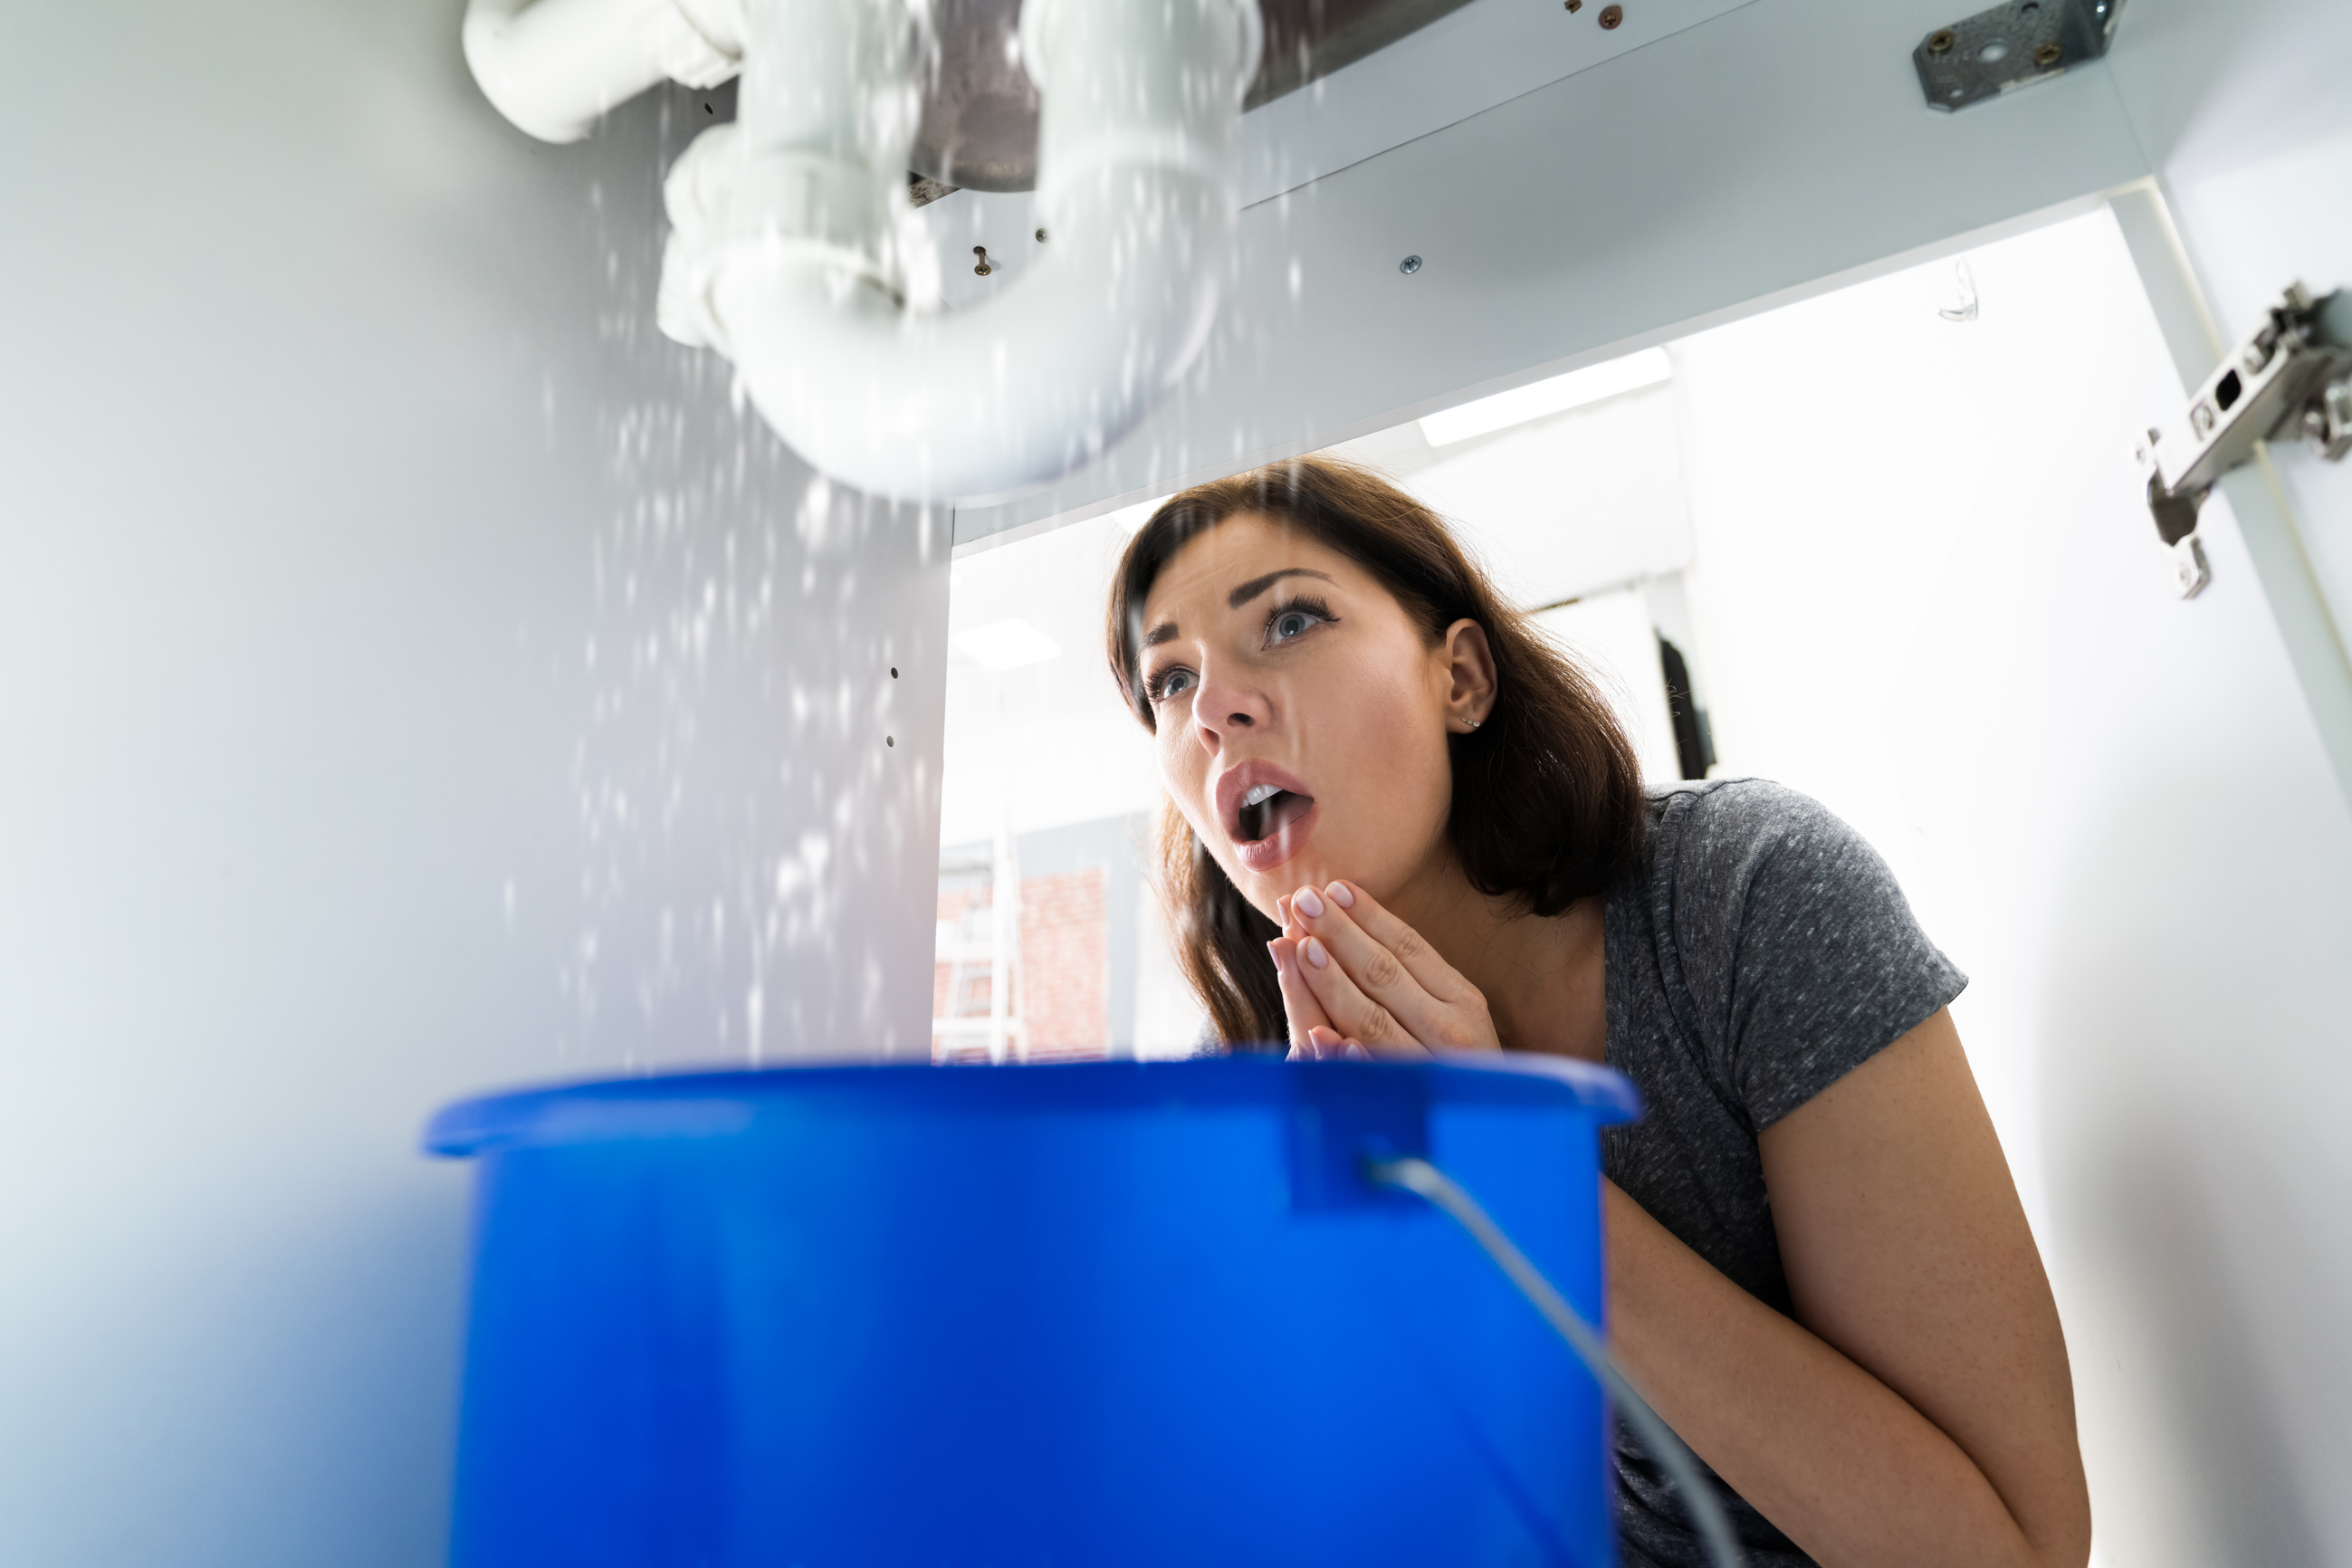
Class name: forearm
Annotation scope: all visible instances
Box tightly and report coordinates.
[1604,1181,2066,1568]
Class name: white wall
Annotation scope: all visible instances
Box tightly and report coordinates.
[1531,591,1683,787]
[942,512,1160,848]
[0,3,949,1563]
[1673,207,2352,1568]
[1338,382,1695,612]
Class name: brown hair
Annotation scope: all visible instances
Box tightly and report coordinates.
[1105,454,1647,1049]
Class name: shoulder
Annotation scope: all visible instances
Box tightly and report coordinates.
[1643,777,1874,904]
[1632,778,1965,1126]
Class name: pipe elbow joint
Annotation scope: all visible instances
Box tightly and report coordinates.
[659,0,1262,502]
[712,166,1234,502]
[464,0,745,144]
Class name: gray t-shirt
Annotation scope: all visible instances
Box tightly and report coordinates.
[1601,779,1966,1568]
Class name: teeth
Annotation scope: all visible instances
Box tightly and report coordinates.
[1240,783,1282,808]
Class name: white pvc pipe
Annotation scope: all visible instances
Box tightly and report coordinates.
[464,0,743,144]
[660,0,1263,503]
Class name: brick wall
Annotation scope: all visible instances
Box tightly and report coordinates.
[932,867,1108,1062]
[1018,867,1106,1059]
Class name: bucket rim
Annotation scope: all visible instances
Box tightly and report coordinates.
[422,1053,1640,1159]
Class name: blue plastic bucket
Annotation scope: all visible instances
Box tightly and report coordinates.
[425,1056,1639,1567]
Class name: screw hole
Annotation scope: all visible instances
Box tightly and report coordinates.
[2032,41,2062,65]
[1034,227,1047,244]
[1399,254,1423,275]
[891,666,899,678]
[887,735,895,747]
[1564,0,1581,10]
[1598,3,1622,26]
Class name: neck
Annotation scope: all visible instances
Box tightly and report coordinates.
[1382,849,1609,1065]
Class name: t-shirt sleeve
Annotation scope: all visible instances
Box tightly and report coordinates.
[1660,780,1966,1130]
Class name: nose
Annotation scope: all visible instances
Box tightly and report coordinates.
[1191,660,1270,753]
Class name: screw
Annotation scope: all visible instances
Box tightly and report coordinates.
[1399,254,1423,275]
[972,245,991,277]
[1927,28,1955,53]
[1035,227,1047,244]
[2323,382,2352,448]
[887,735,895,747]
[1564,0,1581,10]
[2033,41,2062,66]
[1599,4,1622,26]
[891,666,899,678]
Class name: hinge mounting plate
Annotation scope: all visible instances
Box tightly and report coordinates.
[1914,0,2123,113]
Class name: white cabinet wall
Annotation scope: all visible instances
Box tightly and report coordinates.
[0,5,949,1563]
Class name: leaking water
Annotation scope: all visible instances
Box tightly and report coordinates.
[548,83,949,1071]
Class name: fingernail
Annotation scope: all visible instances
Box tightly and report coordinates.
[1304,937,1328,970]
[1294,886,1325,919]
[1276,895,1291,925]
[1326,881,1354,909]
[1267,940,1286,974]
[1286,1043,1303,1061]
[1344,1042,1371,1061]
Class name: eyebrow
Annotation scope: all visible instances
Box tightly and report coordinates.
[1141,568,1337,652]
[1226,568,1334,609]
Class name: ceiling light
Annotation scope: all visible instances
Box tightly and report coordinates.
[1419,347,1673,446]
[954,617,1064,671]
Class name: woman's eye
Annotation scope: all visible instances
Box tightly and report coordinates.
[1151,668,1197,703]
[1270,610,1316,642]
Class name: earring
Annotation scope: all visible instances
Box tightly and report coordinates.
[1466,718,1483,731]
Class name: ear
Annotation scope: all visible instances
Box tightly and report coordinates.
[1439,618,1497,733]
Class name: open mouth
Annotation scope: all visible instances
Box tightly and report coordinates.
[1236,781,1315,845]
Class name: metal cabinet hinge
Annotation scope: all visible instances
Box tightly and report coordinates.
[2139,284,2352,600]
[1915,0,2122,113]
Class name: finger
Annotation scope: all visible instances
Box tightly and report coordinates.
[1313,881,1475,1002]
[1268,938,1334,1055]
[1290,884,1485,1049]
[1306,1025,1347,1061]
[1294,935,1427,1058]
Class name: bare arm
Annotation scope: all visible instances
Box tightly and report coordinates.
[1604,1009,2090,1568]
[1272,883,2089,1563]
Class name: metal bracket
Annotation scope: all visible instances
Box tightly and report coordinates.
[2139,284,2352,600]
[1914,0,2122,112]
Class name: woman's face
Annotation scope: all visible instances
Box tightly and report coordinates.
[1135,512,1486,921]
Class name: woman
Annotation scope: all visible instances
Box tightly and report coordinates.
[1104,456,2090,1568]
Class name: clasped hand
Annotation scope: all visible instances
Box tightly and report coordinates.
[1269,881,1503,1060]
